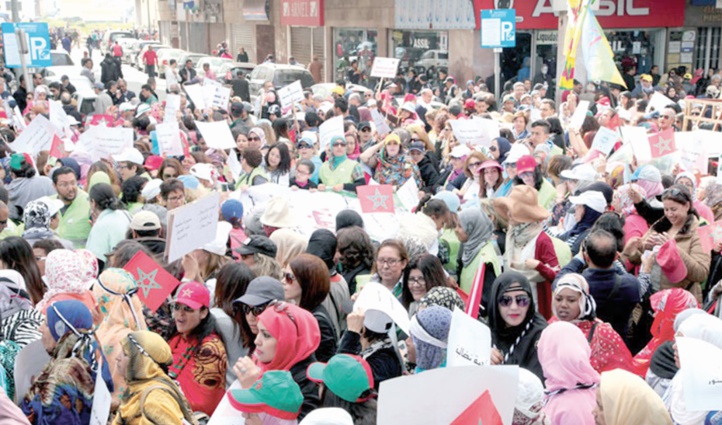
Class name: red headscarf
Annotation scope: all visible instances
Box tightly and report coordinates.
[631,288,698,376]
[256,302,320,373]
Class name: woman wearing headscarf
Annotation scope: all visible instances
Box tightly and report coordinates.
[559,191,606,256]
[455,208,501,315]
[248,127,267,151]
[92,268,147,407]
[318,136,366,192]
[233,301,321,420]
[21,199,73,250]
[613,184,649,245]
[704,181,722,221]
[675,171,715,223]
[335,210,364,231]
[270,228,308,269]
[359,133,421,188]
[488,271,548,381]
[0,270,43,350]
[409,305,452,373]
[631,288,698,377]
[21,300,113,425]
[495,186,559,319]
[113,331,196,425]
[418,287,466,312]
[594,369,672,425]
[538,321,600,425]
[629,164,666,226]
[550,274,634,374]
[34,250,98,317]
[513,368,547,425]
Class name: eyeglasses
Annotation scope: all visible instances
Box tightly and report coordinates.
[519,171,534,179]
[298,143,312,149]
[173,303,195,313]
[56,181,77,189]
[117,164,129,170]
[167,195,185,202]
[284,272,297,284]
[248,136,261,141]
[332,142,347,147]
[505,163,517,169]
[360,128,371,133]
[489,146,498,152]
[408,276,426,286]
[241,301,270,317]
[499,295,531,308]
[377,258,401,267]
[468,161,483,169]
[163,173,177,179]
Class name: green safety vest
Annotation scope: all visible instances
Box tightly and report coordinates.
[318,159,358,187]
[440,228,461,275]
[459,242,502,293]
[52,191,92,249]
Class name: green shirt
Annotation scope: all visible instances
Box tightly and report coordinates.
[318,158,360,187]
[459,242,502,293]
[52,190,92,249]
[86,209,131,263]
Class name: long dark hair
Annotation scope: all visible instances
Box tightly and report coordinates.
[401,254,448,309]
[213,263,256,348]
[169,305,221,353]
[513,166,543,191]
[652,184,698,234]
[90,183,126,211]
[265,142,292,174]
[289,253,330,311]
[0,237,43,304]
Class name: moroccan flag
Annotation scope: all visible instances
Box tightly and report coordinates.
[648,128,676,157]
[357,185,395,214]
[49,134,65,159]
[124,251,181,312]
[450,390,503,425]
[581,8,627,88]
[697,222,722,253]
[465,263,486,320]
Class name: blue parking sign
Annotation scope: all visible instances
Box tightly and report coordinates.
[1,22,51,68]
[480,9,516,49]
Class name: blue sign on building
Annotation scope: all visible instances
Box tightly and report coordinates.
[1,22,51,68]
[480,9,516,49]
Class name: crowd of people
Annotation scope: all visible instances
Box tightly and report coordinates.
[1,42,722,424]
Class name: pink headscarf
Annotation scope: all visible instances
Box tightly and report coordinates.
[76,249,99,290]
[538,321,600,425]
[36,249,97,314]
[256,302,320,373]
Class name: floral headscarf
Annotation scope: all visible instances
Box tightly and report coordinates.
[22,200,51,230]
[419,287,466,312]
[36,250,97,314]
[76,249,99,290]
[410,305,452,372]
[614,184,647,216]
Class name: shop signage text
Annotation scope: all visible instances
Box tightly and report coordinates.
[280,0,324,26]
[474,0,684,29]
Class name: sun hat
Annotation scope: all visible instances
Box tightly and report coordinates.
[228,370,303,420]
[307,354,375,403]
[173,281,210,310]
[235,235,278,257]
[112,147,144,166]
[299,408,354,425]
[234,276,285,306]
[129,210,161,231]
[135,103,151,117]
[516,155,537,174]
[560,163,598,182]
[493,185,550,223]
[260,198,295,228]
[569,190,607,214]
[656,239,688,284]
[450,145,471,158]
[479,160,502,172]
[141,178,163,200]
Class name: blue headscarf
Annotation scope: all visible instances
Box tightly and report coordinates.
[47,300,114,392]
[494,137,512,164]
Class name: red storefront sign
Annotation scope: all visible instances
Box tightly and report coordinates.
[280,0,324,26]
[474,0,685,30]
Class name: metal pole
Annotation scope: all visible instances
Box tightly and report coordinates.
[15,28,32,94]
[147,0,151,34]
[10,0,19,21]
[494,48,501,103]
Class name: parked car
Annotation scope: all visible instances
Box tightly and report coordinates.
[311,82,370,99]
[249,63,315,96]
[195,56,233,77]
[414,49,448,74]
[177,52,205,68]
[157,48,186,77]
[217,61,256,83]
[42,67,94,91]
[50,49,74,66]
[115,37,137,60]
[135,44,170,70]
[101,30,134,55]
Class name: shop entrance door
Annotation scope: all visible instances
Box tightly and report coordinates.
[501,31,532,89]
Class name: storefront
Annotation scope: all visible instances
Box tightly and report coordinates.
[333,28,378,81]
[389,30,448,77]
[685,0,722,76]
[281,0,326,69]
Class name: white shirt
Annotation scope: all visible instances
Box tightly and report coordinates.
[165,67,179,86]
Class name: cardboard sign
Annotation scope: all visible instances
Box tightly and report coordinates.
[124,250,181,312]
[646,91,676,113]
[76,124,134,162]
[8,115,55,155]
[319,115,344,153]
[357,184,395,214]
[371,108,391,137]
[13,340,50,404]
[370,57,401,79]
[155,121,184,156]
[89,374,111,425]
[354,282,410,335]
[591,126,619,155]
[621,126,651,162]
[396,177,419,212]
[378,366,519,425]
[450,118,499,147]
[184,84,206,110]
[165,192,221,263]
[277,80,304,115]
[676,336,722,412]
[194,120,236,150]
[164,94,181,123]
[447,308,491,367]
[569,100,590,130]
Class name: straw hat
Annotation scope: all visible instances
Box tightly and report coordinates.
[260,198,296,228]
[493,185,550,223]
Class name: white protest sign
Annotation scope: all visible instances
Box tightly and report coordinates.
[155,121,183,156]
[354,282,410,335]
[164,94,181,123]
[695,130,722,158]
[202,78,222,108]
[717,155,722,184]
[378,365,519,425]
[76,124,133,162]
[529,108,542,124]
[166,192,221,263]
[184,84,206,110]
[89,375,111,425]
[227,150,242,182]
[8,115,55,155]
[319,115,344,153]
[371,108,391,137]
[677,336,722,412]
[591,126,619,155]
[194,120,236,150]
[13,340,51,403]
[449,118,499,147]
[569,100,590,130]
[621,126,652,162]
[396,177,419,212]
[676,132,708,174]
[447,308,491,368]
[207,381,246,425]
[646,91,676,113]
[277,80,304,115]
[12,106,26,130]
[371,57,401,79]
[48,100,70,136]
[212,85,232,110]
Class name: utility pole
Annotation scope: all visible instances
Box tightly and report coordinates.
[10,0,32,93]
[147,0,151,35]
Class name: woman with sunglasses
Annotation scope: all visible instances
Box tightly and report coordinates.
[452,151,486,203]
[318,135,365,193]
[234,276,286,354]
[296,134,322,185]
[233,301,321,420]
[284,253,337,362]
[167,281,227,415]
[488,271,548,381]
[359,133,421,189]
[159,157,183,182]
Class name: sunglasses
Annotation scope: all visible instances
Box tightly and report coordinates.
[499,295,531,308]
[248,136,261,141]
[163,173,177,179]
[241,301,271,316]
[332,142,347,147]
[468,161,483,169]
[298,143,312,149]
[284,272,297,284]
[489,145,498,152]
[360,128,371,133]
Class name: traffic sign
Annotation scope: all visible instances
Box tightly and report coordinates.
[1,22,51,68]
[480,9,516,49]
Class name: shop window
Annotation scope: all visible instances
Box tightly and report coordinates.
[333,28,378,81]
[390,30,448,77]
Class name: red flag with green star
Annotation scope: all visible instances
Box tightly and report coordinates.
[123,250,180,312]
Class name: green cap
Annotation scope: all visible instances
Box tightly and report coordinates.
[10,153,28,171]
[228,370,303,420]
[306,354,375,403]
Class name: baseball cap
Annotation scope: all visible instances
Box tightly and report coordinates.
[235,235,278,258]
[450,145,471,159]
[144,155,163,171]
[684,73,693,79]
[141,178,163,200]
[408,141,425,153]
[401,102,416,113]
[112,147,144,166]
[464,98,475,110]
[130,210,161,231]
[190,163,215,182]
[173,281,210,310]
[10,153,32,170]
[503,95,516,104]
[640,74,653,82]
[228,370,303,420]
[94,82,105,90]
[37,196,64,217]
[299,408,354,425]
[384,134,401,145]
[569,190,607,214]
[230,101,244,114]
[631,164,662,183]
[503,143,531,165]
[307,354,375,403]
[445,76,456,84]
[516,155,538,174]
[331,86,345,96]
[119,102,134,112]
[560,163,598,182]
[177,175,199,190]
[136,103,151,118]
[358,121,371,131]
[221,199,244,222]
[235,276,285,307]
